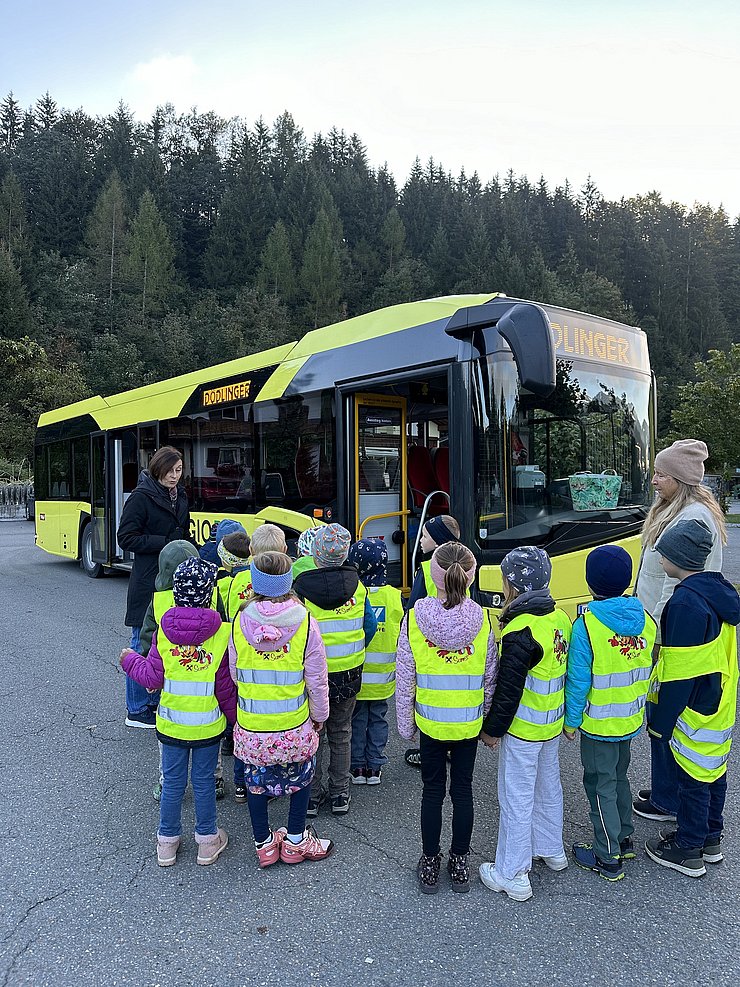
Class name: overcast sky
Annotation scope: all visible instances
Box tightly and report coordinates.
[5,0,740,216]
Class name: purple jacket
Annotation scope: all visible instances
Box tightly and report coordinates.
[122,606,236,746]
[395,597,499,741]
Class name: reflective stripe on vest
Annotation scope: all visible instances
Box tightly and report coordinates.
[410,607,489,741]
[358,585,404,701]
[652,623,738,782]
[153,587,218,624]
[504,609,572,742]
[580,609,656,738]
[155,618,231,742]
[305,584,368,674]
[233,614,310,732]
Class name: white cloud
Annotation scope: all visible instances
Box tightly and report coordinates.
[126,53,201,115]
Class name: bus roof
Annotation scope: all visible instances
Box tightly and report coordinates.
[37,293,648,432]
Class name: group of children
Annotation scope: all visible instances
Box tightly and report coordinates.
[120,511,739,896]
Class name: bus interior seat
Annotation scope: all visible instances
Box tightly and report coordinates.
[262,471,286,502]
[407,446,445,514]
[432,447,449,494]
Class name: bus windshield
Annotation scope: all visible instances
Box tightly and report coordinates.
[473,354,652,549]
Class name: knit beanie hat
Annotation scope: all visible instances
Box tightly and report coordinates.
[586,545,633,599]
[172,557,218,607]
[297,527,317,557]
[348,538,388,587]
[655,518,713,572]
[654,439,708,486]
[501,546,552,592]
[200,518,246,565]
[312,524,351,567]
[424,515,459,547]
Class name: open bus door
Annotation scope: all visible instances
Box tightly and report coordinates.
[89,429,140,567]
[351,394,409,593]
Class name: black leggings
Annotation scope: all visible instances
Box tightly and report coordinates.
[420,731,478,856]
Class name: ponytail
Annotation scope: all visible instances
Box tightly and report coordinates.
[443,561,469,609]
[432,542,476,610]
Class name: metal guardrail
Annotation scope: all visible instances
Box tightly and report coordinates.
[0,483,34,520]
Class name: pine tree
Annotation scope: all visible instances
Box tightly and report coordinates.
[0,92,22,153]
[258,220,296,301]
[300,206,342,328]
[0,172,27,252]
[122,189,176,322]
[35,92,58,131]
[0,248,34,338]
[86,171,128,304]
[381,209,406,273]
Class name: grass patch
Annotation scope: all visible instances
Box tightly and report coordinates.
[726,514,740,523]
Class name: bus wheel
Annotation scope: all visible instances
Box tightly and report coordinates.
[80,523,105,579]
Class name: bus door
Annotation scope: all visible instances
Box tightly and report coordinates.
[352,394,409,592]
[90,429,139,564]
[90,432,109,565]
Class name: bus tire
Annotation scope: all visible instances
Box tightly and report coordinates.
[80,522,105,579]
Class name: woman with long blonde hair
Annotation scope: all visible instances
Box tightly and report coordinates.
[633,438,726,824]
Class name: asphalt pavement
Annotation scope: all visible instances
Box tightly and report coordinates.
[1,521,739,987]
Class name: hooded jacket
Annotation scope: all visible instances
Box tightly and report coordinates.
[228,599,329,766]
[395,597,498,740]
[635,501,723,644]
[121,606,236,747]
[117,470,191,627]
[565,596,651,741]
[293,563,378,701]
[138,540,199,656]
[648,571,740,742]
[199,518,246,567]
[481,589,558,739]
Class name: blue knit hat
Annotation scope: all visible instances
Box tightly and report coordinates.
[251,558,294,597]
[199,518,246,565]
[586,545,633,599]
[348,538,388,587]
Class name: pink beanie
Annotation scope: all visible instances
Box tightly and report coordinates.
[430,553,477,593]
[654,439,708,486]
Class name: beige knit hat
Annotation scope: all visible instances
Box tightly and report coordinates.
[654,439,708,486]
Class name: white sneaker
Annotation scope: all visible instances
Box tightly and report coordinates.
[479,862,533,901]
[534,853,568,872]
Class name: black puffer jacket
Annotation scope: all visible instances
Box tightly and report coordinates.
[117,470,191,627]
[481,590,556,738]
[293,563,376,703]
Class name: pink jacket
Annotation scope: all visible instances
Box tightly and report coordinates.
[228,599,329,765]
[395,597,499,741]
[121,606,237,735]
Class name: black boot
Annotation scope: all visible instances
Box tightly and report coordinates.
[447,851,471,893]
[417,852,442,894]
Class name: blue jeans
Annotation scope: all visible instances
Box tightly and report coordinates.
[159,742,220,838]
[676,764,727,850]
[246,784,312,843]
[650,735,679,814]
[350,699,389,770]
[234,756,246,786]
[126,626,157,715]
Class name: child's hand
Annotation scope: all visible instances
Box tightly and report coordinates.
[312,720,324,733]
[479,731,498,750]
[119,648,131,666]
[563,728,577,742]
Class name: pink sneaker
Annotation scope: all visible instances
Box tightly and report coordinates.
[279,826,334,864]
[196,827,228,865]
[256,828,286,868]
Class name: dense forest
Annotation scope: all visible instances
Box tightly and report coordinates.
[1,91,739,470]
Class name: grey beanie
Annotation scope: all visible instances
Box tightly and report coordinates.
[655,518,713,572]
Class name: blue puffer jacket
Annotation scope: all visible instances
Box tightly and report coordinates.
[565,596,651,741]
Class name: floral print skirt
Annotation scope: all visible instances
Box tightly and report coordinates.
[233,720,319,796]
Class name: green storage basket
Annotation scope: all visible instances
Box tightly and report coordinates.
[568,470,622,511]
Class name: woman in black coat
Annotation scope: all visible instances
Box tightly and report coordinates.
[117,445,191,727]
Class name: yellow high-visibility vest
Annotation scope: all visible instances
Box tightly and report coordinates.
[305,584,368,674]
[357,585,404,701]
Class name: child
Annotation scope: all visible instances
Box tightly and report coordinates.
[396,543,498,893]
[250,522,288,558]
[293,524,377,816]
[644,519,740,878]
[478,546,572,902]
[348,539,404,785]
[405,514,465,769]
[199,518,246,567]
[120,558,236,867]
[217,531,253,621]
[293,528,319,577]
[230,552,333,867]
[564,546,657,882]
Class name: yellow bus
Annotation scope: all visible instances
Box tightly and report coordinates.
[34,293,654,617]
